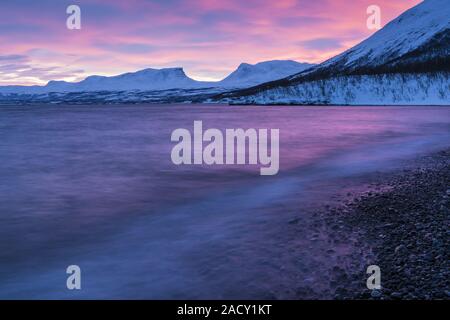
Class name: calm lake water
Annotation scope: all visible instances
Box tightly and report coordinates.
[0,104,449,299]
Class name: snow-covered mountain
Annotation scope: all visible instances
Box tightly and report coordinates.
[220,60,313,87]
[303,0,450,77]
[218,0,450,105]
[0,60,313,94]
[46,67,210,92]
[0,68,207,94]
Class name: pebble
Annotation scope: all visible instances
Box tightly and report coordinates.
[371,290,382,298]
[328,149,450,300]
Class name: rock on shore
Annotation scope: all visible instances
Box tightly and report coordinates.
[327,149,450,300]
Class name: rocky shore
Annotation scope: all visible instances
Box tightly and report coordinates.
[326,149,450,300]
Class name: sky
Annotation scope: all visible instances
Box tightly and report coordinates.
[0,0,422,85]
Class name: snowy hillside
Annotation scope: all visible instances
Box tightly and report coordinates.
[218,0,450,105]
[220,60,313,87]
[314,0,450,73]
[220,73,449,105]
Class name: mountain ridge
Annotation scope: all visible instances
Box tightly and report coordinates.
[0,60,314,94]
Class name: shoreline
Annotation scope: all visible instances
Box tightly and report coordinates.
[324,148,450,300]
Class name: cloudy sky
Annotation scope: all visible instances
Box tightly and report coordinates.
[0,0,421,85]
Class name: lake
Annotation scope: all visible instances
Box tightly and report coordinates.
[0,104,449,299]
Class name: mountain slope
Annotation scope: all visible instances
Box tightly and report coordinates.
[217,0,450,104]
[219,60,313,87]
[220,73,449,105]
[315,0,450,73]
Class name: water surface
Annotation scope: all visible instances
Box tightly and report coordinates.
[0,104,449,299]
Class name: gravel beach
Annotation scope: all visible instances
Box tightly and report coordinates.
[325,149,450,300]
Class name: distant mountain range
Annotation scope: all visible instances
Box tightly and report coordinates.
[0,0,448,105]
[0,60,313,94]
